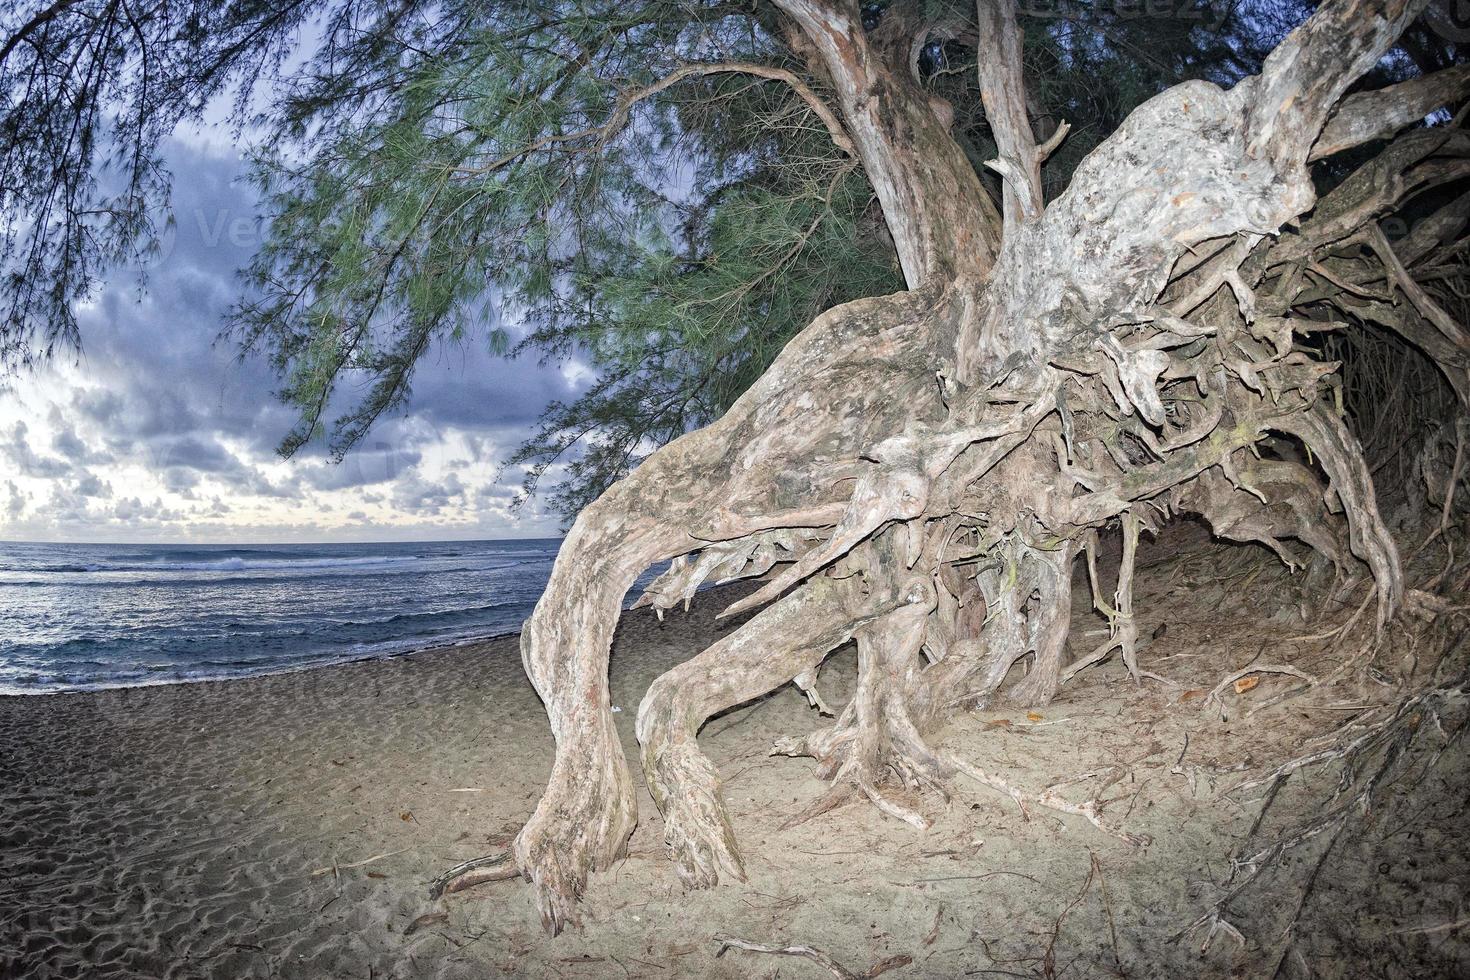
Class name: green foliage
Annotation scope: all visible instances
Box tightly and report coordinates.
[0,0,1451,523]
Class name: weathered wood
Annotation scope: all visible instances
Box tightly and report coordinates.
[434,0,1465,930]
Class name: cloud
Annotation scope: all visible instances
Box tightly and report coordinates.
[391,472,467,515]
[72,473,113,499]
[0,139,574,542]
[50,416,113,466]
[299,446,424,491]
[4,480,26,519]
[1,421,73,479]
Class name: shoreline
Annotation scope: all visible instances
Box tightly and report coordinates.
[0,625,528,698]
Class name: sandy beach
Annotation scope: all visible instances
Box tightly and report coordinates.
[3,546,1468,979]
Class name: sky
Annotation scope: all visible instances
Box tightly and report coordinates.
[0,137,584,544]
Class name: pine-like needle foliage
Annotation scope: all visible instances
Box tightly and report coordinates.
[0,0,1450,521]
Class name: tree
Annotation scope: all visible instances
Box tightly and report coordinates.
[3,0,1469,934]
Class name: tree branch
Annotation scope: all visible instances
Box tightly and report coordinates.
[771,0,1002,284]
[0,0,82,66]
[451,60,855,177]
[975,0,1044,228]
[1311,64,1470,161]
[1247,0,1433,168]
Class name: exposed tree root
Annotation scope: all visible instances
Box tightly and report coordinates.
[947,755,1152,847]
[445,0,1470,929]
[1179,659,1470,952]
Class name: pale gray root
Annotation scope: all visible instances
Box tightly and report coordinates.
[1273,404,1404,629]
[633,529,822,617]
[1001,543,1079,706]
[1114,513,1146,684]
[635,574,880,888]
[770,535,951,829]
[497,287,946,932]
[1311,63,1470,161]
[1172,457,1351,577]
[510,497,678,932]
[946,755,1152,847]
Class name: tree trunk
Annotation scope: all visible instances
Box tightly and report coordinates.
[447,0,1468,931]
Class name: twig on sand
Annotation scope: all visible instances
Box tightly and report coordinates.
[1392,916,1470,936]
[713,936,911,980]
[310,847,410,877]
[946,754,1152,846]
[1041,859,1096,979]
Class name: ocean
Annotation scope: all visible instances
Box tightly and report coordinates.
[0,538,584,694]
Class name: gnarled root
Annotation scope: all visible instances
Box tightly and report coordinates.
[636,575,872,888]
[461,0,1458,932]
[507,501,674,931]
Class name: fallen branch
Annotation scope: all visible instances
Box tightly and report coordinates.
[713,936,912,979]
[427,851,520,899]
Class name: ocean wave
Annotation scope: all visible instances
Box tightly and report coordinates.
[0,560,536,588]
[6,554,423,575]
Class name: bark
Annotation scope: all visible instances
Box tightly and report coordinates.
[770,0,1002,285]
[441,0,1470,930]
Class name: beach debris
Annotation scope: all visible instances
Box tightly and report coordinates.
[714,936,912,979]
[922,906,945,946]
[404,912,449,936]
[1233,675,1261,695]
[310,847,409,877]
[428,852,520,899]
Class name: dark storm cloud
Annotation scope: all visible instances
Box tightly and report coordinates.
[49,411,113,466]
[156,434,244,474]
[297,446,424,491]
[1,421,73,479]
[72,473,113,499]
[391,472,467,515]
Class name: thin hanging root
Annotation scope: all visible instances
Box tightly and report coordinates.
[1063,518,1170,687]
[946,754,1152,846]
[427,851,520,899]
[714,936,913,980]
[1115,511,1144,683]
